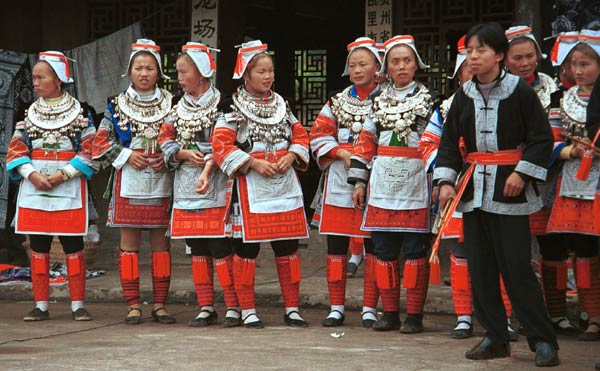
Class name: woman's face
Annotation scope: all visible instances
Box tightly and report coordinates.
[348,48,379,88]
[130,53,159,92]
[386,45,418,88]
[32,62,62,99]
[176,56,207,96]
[244,54,274,96]
[505,39,538,80]
[571,50,600,92]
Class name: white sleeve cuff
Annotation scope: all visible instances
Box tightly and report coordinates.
[17,163,36,180]
[63,164,82,178]
[112,148,133,170]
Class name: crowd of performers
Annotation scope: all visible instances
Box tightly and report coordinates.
[7,20,600,367]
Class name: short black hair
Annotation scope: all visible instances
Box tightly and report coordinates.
[465,22,508,56]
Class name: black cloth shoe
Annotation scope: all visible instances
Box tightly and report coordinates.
[373,312,401,331]
[465,337,510,360]
[450,320,473,339]
[322,310,345,327]
[188,309,218,327]
[400,314,424,334]
[534,341,560,367]
[72,308,92,321]
[361,311,377,328]
[125,307,142,325]
[284,311,309,327]
[242,313,264,329]
[223,309,242,328]
[579,322,600,341]
[347,259,362,277]
[151,307,176,324]
[23,307,49,322]
[552,317,581,336]
[508,323,519,342]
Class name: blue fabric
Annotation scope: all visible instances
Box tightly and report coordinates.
[371,231,430,261]
[7,157,31,180]
[108,101,131,147]
[549,142,566,168]
[69,157,94,179]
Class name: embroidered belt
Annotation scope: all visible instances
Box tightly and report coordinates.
[465,149,523,165]
[250,149,288,162]
[377,145,421,158]
[31,149,76,161]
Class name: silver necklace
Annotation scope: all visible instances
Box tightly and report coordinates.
[25,93,85,147]
[371,83,433,142]
[561,87,588,137]
[114,89,173,139]
[170,88,221,148]
[330,86,373,143]
[533,72,557,112]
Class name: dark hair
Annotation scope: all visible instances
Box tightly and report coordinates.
[570,42,600,66]
[465,22,508,56]
[128,50,160,76]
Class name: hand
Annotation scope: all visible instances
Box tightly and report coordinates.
[431,186,440,206]
[337,149,352,169]
[28,172,53,191]
[249,158,278,177]
[176,149,205,167]
[195,173,210,194]
[47,171,64,187]
[276,153,296,173]
[127,151,149,170]
[439,184,457,210]
[352,187,366,210]
[503,172,525,198]
[149,156,166,172]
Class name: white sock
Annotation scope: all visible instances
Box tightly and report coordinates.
[362,306,377,321]
[286,307,302,320]
[507,318,515,331]
[327,305,345,319]
[349,253,363,265]
[226,307,241,319]
[454,315,472,330]
[71,301,84,312]
[242,309,260,324]
[36,301,49,312]
[551,316,574,329]
[196,305,215,319]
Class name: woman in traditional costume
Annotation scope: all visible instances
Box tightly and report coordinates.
[7,51,99,321]
[309,37,381,327]
[158,42,240,327]
[93,39,175,325]
[546,30,600,341]
[349,35,434,333]
[211,40,310,328]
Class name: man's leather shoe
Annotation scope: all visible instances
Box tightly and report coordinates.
[465,337,510,360]
[534,342,560,367]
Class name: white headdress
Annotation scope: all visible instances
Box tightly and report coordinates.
[182,42,218,78]
[232,40,269,79]
[123,38,169,79]
[39,51,74,83]
[382,35,429,71]
[342,37,382,76]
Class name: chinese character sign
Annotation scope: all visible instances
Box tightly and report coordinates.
[365,0,392,43]
[191,0,219,47]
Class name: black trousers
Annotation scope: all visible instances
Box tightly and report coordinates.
[29,235,83,254]
[233,239,298,258]
[538,233,599,261]
[186,238,233,259]
[327,235,374,255]
[463,210,557,350]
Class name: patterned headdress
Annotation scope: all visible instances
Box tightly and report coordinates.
[123,38,169,79]
[232,40,269,79]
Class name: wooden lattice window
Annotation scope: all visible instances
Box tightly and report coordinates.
[294,49,327,129]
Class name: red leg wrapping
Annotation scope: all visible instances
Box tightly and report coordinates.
[403,259,418,289]
[578,257,600,318]
[275,254,300,308]
[541,260,567,318]
[192,255,214,307]
[450,254,472,316]
[120,251,140,306]
[349,237,364,255]
[30,251,49,303]
[363,253,380,308]
[66,251,86,302]
[376,258,399,312]
[289,252,302,284]
[233,254,256,309]
[326,255,347,306]
[215,254,239,308]
[405,257,429,315]
[152,251,171,305]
